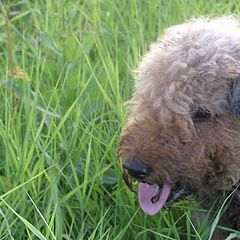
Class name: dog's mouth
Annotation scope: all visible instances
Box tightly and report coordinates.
[123,171,190,215]
[138,182,172,215]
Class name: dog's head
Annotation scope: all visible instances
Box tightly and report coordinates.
[119,17,240,215]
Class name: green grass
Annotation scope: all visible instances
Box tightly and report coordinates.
[0,0,240,239]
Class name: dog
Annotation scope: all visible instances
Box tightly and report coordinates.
[119,16,240,239]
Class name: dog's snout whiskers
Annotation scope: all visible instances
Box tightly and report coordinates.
[122,170,135,192]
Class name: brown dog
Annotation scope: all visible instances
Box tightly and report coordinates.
[119,16,240,238]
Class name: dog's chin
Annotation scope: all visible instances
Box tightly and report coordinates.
[123,171,195,215]
[123,172,240,215]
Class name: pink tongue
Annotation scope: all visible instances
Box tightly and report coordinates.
[138,182,172,216]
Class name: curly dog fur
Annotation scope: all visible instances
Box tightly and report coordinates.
[119,16,240,238]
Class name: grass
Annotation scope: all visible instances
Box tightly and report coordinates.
[0,0,240,239]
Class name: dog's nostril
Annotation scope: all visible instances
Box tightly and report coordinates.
[123,161,152,179]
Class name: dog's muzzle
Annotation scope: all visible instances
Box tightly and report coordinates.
[123,161,152,180]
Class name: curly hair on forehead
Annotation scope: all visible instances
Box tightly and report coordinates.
[119,16,240,239]
[129,16,240,122]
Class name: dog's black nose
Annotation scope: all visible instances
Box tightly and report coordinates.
[123,161,152,180]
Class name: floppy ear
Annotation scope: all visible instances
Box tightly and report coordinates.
[230,76,240,117]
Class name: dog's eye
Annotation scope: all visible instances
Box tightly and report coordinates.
[191,107,211,122]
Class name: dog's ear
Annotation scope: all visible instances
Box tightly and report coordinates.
[230,76,240,117]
